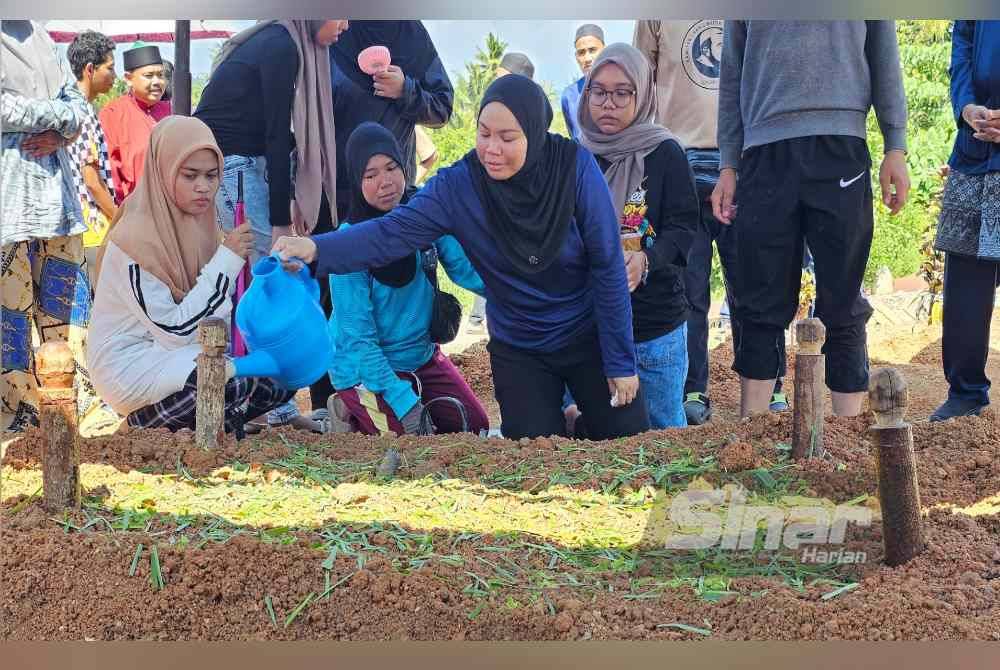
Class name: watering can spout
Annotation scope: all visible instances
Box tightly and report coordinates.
[233,350,281,380]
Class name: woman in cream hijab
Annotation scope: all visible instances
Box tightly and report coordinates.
[87,116,295,433]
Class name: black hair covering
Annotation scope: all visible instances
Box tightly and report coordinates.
[345,122,416,287]
[463,74,578,275]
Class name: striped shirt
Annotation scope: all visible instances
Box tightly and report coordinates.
[67,102,115,247]
[87,241,245,415]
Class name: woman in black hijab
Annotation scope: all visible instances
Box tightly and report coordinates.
[326,122,489,437]
[278,75,650,440]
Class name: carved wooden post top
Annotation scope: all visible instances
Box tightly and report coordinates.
[36,341,76,400]
[795,318,826,356]
[198,317,229,355]
[869,367,908,428]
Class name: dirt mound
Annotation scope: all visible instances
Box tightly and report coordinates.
[3,424,291,476]
[449,342,499,424]
[5,329,1000,640]
[2,499,998,641]
[717,441,760,472]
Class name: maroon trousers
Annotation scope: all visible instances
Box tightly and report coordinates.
[336,347,489,436]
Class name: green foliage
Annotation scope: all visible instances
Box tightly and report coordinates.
[862,19,954,287]
[92,78,128,112]
[190,74,209,109]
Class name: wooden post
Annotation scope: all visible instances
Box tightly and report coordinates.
[869,367,925,567]
[196,317,228,449]
[791,318,826,460]
[173,21,192,116]
[37,342,80,511]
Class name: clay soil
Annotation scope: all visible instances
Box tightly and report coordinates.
[3,323,1000,641]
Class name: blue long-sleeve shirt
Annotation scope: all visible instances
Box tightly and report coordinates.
[948,20,1000,175]
[560,77,585,141]
[328,230,483,419]
[313,148,638,379]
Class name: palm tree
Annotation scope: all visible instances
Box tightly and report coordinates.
[449,32,508,128]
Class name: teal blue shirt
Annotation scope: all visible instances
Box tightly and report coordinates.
[328,225,484,419]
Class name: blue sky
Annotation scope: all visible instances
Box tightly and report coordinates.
[425,20,637,89]
[51,20,638,90]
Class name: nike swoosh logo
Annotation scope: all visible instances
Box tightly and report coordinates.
[840,171,866,188]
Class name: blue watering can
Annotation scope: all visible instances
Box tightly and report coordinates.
[233,253,334,390]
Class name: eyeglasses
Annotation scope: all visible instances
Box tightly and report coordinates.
[587,86,636,109]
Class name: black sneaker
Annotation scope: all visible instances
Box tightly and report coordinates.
[684,393,712,425]
[929,397,987,422]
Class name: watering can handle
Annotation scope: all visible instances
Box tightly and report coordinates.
[270,251,307,271]
[270,252,320,301]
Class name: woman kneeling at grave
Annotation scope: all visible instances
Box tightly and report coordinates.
[87,116,295,432]
[325,122,489,436]
[274,75,650,440]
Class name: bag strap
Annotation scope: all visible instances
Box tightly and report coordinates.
[421,245,440,289]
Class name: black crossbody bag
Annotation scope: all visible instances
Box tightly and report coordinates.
[420,245,463,344]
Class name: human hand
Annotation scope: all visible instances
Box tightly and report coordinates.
[963,104,991,131]
[623,251,648,292]
[879,150,910,215]
[373,65,406,99]
[21,130,64,158]
[223,222,254,259]
[271,235,317,271]
[973,109,1000,143]
[712,168,738,224]
[607,375,640,407]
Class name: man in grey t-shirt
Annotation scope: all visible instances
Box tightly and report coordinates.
[712,20,911,419]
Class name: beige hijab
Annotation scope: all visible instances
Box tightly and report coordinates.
[212,20,337,234]
[95,116,224,302]
[577,43,679,218]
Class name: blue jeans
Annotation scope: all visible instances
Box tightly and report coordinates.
[215,155,273,262]
[563,323,688,429]
[637,324,688,429]
[215,155,300,421]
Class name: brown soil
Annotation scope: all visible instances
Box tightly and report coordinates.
[2,498,998,641]
[2,424,292,476]
[450,341,499,424]
[4,327,1000,640]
